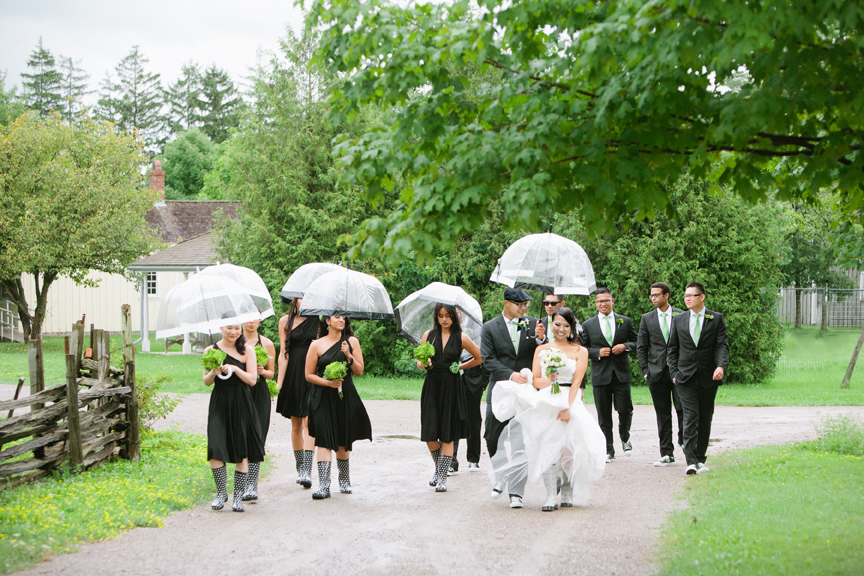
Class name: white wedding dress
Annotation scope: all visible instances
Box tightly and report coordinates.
[491,357,606,505]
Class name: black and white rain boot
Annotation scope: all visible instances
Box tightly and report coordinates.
[293,450,304,484]
[232,470,248,512]
[429,448,441,486]
[243,461,260,501]
[312,461,331,500]
[210,465,228,510]
[300,450,314,489]
[337,458,352,494]
[541,467,559,511]
[435,455,452,493]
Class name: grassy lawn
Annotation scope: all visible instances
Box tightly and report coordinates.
[657,415,864,576]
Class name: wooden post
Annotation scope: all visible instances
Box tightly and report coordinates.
[121,304,135,364]
[96,330,109,383]
[124,360,140,461]
[0,377,26,451]
[70,321,84,376]
[65,354,83,466]
[27,335,45,403]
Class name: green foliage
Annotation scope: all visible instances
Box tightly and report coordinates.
[0,72,26,126]
[56,55,91,123]
[164,61,202,133]
[135,374,185,429]
[254,344,269,366]
[266,379,278,399]
[412,342,435,366]
[323,361,347,380]
[19,37,63,118]
[307,0,864,262]
[161,128,214,198]
[200,348,226,372]
[813,414,864,457]
[198,65,241,144]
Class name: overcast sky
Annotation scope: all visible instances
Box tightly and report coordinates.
[0,1,305,99]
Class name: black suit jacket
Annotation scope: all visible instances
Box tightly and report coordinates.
[480,315,541,397]
[637,307,683,383]
[581,313,637,386]
[666,309,730,388]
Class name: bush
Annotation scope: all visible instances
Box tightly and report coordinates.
[813,414,864,457]
[136,374,185,429]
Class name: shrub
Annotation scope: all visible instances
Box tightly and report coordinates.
[813,414,864,457]
[135,374,185,429]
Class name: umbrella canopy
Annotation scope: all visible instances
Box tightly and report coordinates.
[156,275,262,339]
[280,263,346,299]
[489,232,596,295]
[299,269,394,321]
[197,263,274,320]
[395,282,483,346]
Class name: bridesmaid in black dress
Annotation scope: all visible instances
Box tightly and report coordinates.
[305,315,372,500]
[275,297,319,488]
[241,318,276,501]
[417,303,481,492]
[202,323,264,512]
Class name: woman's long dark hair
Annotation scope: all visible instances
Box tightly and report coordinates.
[220,313,246,353]
[551,307,580,343]
[318,315,354,339]
[432,303,461,342]
[282,299,300,359]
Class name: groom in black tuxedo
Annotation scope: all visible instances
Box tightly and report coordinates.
[667,282,729,475]
[581,288,638,461]
[637,282,684,466]
[480,287,545,508]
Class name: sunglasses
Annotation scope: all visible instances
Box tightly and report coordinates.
[542,301,560,306]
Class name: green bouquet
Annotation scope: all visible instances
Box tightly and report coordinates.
[266,379,279,399]
[323,361,348,399]
[413,342,435,366]
[202,348,227,372]
[254,344,269,366]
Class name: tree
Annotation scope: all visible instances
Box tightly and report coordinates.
[96,46,164,154]
[19,37,63,117]
[199,65,241,144]
[0,112,161,341]
[164,61,202,133]
[0,71,26,125]
[833,196,864,388]
[161,128,214,198]
[57,55,91,123]
[306,0,864,262]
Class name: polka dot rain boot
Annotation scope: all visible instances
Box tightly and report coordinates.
[211,465,228,510]
[435,455,452,493]
[429,448,441,486]
[243,461,260,501]
[233,470,248,512]
[337,458,352,494]
[312,461,331,500]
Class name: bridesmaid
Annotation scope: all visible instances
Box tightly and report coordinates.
[417,303,481,492]
[202,323,264,512]
[275,297,319,488]
[305,315,372,499]
[241,318,276,501]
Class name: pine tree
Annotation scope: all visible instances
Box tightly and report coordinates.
[199,65,241,143]
[164,61,202,133]
[57,56,91,122]
[20,37,63,117]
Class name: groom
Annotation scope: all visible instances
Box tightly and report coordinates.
[481,287,545,509]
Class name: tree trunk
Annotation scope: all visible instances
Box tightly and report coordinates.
[794,289,802,328]
[0,272,58,341]
[820,288,829,331]
[841,323,864,389]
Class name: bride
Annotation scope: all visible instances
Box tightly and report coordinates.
[491,307,606,510]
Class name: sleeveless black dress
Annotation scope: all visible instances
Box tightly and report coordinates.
[420,331,469,443]
[248,336,272,461]
[206,343,265,463]
[275,318,318,419]
[307,337,372,451]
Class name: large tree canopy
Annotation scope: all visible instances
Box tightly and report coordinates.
[306,0,864,261]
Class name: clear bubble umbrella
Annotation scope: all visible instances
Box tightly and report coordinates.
[395,282,484,346]
[280,263,346,299]
[155,275,263,339]
[299,269,394,321]
[489,232,596,295]
[197,263,274,320]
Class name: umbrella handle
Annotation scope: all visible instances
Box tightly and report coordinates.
[216,365,234,380]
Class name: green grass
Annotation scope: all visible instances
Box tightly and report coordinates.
[657,415,864,576]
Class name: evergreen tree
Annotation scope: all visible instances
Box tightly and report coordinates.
[164,61,202,133]
[96,46,164,154]
[199,65,241,143]
[162,128,214,198]
[20,37,63,117]
[57,55,91,122]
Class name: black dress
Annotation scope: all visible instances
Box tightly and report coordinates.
[275,318,318,419]
[206,344,265,463]
[248,336,272,461]
[307,337,372,451]
[420,331,469,443]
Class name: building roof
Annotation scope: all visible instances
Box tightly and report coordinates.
[127,232,222,272]
[145,200,239,243]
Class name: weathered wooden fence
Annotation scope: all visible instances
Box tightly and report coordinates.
[0,305,140,490]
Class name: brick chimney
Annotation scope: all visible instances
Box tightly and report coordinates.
[149,159,165,201]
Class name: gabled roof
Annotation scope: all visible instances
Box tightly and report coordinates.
[127,232,221,272]
[145,200,239,243]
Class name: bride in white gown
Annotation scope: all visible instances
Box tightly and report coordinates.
[491,307,606,510]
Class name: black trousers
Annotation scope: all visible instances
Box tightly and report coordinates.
[648,370,684,457]
[675,383,718,466]
[453,386,484,465]
[592,375,633,457]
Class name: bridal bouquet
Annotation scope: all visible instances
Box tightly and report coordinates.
[202,348,227,372]
[412,342,435,366]
[323,361,348,399]
[538,348,568,394]
[254,344,269,366]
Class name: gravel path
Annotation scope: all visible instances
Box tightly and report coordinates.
[4,385,863,576]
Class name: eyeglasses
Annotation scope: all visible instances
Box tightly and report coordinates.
[595,299,612,304]
[542,301,559,306]
[507,300,530,308]
[649,293,665,299]
[684,293,703,299]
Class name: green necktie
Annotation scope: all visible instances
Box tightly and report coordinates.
[510,321,520,350]
[693,312,702,346]
[603,315,613,342]
[661,312,669,343]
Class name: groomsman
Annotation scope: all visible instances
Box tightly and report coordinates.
[637,282,684,466]
[667,282,729,476]
[581,288,638,462]
[480,288,545,508]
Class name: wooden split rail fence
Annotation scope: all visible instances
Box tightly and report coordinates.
[0,305,140,490]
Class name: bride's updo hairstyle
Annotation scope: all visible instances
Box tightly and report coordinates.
[551,307,580,343]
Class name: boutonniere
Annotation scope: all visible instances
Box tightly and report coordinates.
[672,312,680,316]
[514,320,528,331]
[616,318,623,325]
[705,314,714,320]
